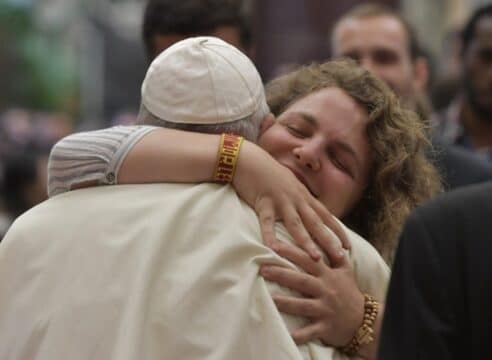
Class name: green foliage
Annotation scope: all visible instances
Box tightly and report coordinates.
[0,2,79,114]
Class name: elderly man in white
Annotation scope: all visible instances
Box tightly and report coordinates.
[0,37,388,360]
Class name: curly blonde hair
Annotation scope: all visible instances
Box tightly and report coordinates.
[266,60,442,263]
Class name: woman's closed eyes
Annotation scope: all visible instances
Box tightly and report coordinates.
[327,147,354,179]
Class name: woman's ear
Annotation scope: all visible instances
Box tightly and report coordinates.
[259,113,275,135]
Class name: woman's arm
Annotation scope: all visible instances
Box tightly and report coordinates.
[48,125,155,197]
[117,127,221,184]
[119,127,349,262]
[48,126,349,262]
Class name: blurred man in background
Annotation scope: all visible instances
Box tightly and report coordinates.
[433,5,492,162]
[106,0,253,125]
[330,3,492,190]
[331,4,427,115]
[143,0,253,61]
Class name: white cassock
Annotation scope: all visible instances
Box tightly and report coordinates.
[0,184,389,359]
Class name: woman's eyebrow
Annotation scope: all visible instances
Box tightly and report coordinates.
[291,112,318,128]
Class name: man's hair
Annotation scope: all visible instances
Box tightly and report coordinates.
[461,4,492,55]
[142,0,251,59]
[266,59,442,263]
[137,100,269,143]
[332,3,421,62]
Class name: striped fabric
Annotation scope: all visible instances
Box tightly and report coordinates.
[47,125,157,197]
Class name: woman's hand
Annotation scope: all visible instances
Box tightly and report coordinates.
[259,240,365,348]
[234,141,350,265]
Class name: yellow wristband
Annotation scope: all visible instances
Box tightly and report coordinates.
[214,134,244,183]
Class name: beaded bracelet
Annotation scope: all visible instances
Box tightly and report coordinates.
[213,134,244,183]
[341,293,379,356]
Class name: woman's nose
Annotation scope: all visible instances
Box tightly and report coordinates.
[293,145,321,171]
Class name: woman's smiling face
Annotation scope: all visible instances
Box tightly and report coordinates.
[258,87,372,218]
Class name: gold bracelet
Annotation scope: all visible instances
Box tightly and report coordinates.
[214,134,244,183]
[341,293,379,356]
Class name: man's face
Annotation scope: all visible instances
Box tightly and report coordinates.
[332,15,422,105]
[151,25,246,60]
[463,16,492,119]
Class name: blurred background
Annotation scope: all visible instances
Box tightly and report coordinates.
[0,0,490,235]
[2,0,489,127]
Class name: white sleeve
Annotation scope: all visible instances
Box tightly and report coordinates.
[347,228,391,302]
[47,125,157,197]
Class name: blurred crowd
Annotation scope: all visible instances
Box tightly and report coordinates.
[0,109,73,234]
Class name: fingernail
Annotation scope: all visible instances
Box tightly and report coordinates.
[310,247,321,260]
[270,244,280,252]
[260,267,270,276]
[338,249,345,258]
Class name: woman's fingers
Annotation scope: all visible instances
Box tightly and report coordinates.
[298,203,346,267]
[291,323,323,345]
[310,199,351,251]
[255,197,277,247]
[260,265,321,297]
[269,241,320,275]
[281,203,321,261]
[271,295,322,318]
[255,192,322,261]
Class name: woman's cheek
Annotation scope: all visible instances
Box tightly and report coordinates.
[318,169,358,218]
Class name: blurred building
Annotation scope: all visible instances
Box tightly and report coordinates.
[253,0,397,81]
[33,0,146,127]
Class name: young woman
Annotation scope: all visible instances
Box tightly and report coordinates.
[48,60,441,358]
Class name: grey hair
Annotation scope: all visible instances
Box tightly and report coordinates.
[137,100,270,143]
